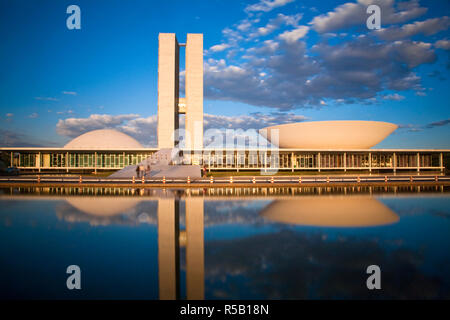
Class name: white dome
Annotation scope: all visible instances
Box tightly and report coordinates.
[66,197,141,216]
[64,129,143,150]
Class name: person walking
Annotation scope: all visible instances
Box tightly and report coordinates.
[146,164,151,177]
[136,165,140,178]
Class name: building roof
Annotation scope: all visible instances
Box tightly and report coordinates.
[63,129,143,150]
[260,121,398,149]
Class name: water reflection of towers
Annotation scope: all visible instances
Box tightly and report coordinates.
[158,197,204,300]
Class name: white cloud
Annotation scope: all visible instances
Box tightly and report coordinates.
[435,39,450,50]
[415,91,427,96]
[55,112,307,147]
[310,0,427,33]
[56,114,140,138]
[253,13,303,37]
[310,2,361,33]
[375,17,450,41]
[62,91,77,95]
[383,93,405,101]
[245,0,294,13]
[28,112,39,118]
[209,43,231,52]
[236,20,252,31]
[278,26,309,43]
[203,33,436,109]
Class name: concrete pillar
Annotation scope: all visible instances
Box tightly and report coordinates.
[94,152,97,174]
[208,151,211,172]
[10,152,13,167]
[158,33,180,149]
[317,152,321,172]
[185,33,203,150]
[264,151,267,172]
[440,152,444,174]
[393,152,397,174]
[185,197,204,300]
[369,152,372,173]
[157,198,180,300]
[343,152,347,172]
[37,152,41,172]
[417,152,420,173]
[291,152,294,172]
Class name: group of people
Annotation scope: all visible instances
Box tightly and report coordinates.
[135,164,207,178]
[135,164,151,178]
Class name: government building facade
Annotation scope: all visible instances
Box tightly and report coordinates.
[0,33,448,174]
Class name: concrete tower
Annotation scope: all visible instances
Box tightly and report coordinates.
[157,33,203,150]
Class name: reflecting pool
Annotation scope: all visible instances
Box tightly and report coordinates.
[0,185,449,299]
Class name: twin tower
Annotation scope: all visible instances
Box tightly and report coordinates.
[157,33,203,150]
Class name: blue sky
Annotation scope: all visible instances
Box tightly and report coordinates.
[0,0,449,148]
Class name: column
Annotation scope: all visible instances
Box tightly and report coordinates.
[317,152,321,172]
[369,152,372,173]
[185,33,203,150]
[417,152,420,173]
[393,152,397,174]
[94,152,98,174]
[291,152,294,172]
[343,152,347,172]
[158,198,180,300]
[264,152,267,172]
[440,152,444,174]
[158,33,180,149]
[208,151,211,172]
[185,197,204,300]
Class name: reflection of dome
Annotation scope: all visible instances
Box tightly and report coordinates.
[260,121,397,149]
[64,129,142,150]
[260,196,399,227]
[66,197,141,216]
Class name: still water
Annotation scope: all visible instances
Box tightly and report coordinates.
[0,186,449,299]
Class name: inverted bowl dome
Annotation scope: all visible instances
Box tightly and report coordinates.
[260,196,399,227]
[259,121,397,149]
[64,129,143,150]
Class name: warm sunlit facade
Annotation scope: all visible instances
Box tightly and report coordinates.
[0,33,448,175]
[2,146,446,174]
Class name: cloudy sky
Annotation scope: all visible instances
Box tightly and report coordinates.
[0,0,449,148]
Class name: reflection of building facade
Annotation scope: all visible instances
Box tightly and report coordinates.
[158,197,204,300]
[260,197,399,227]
